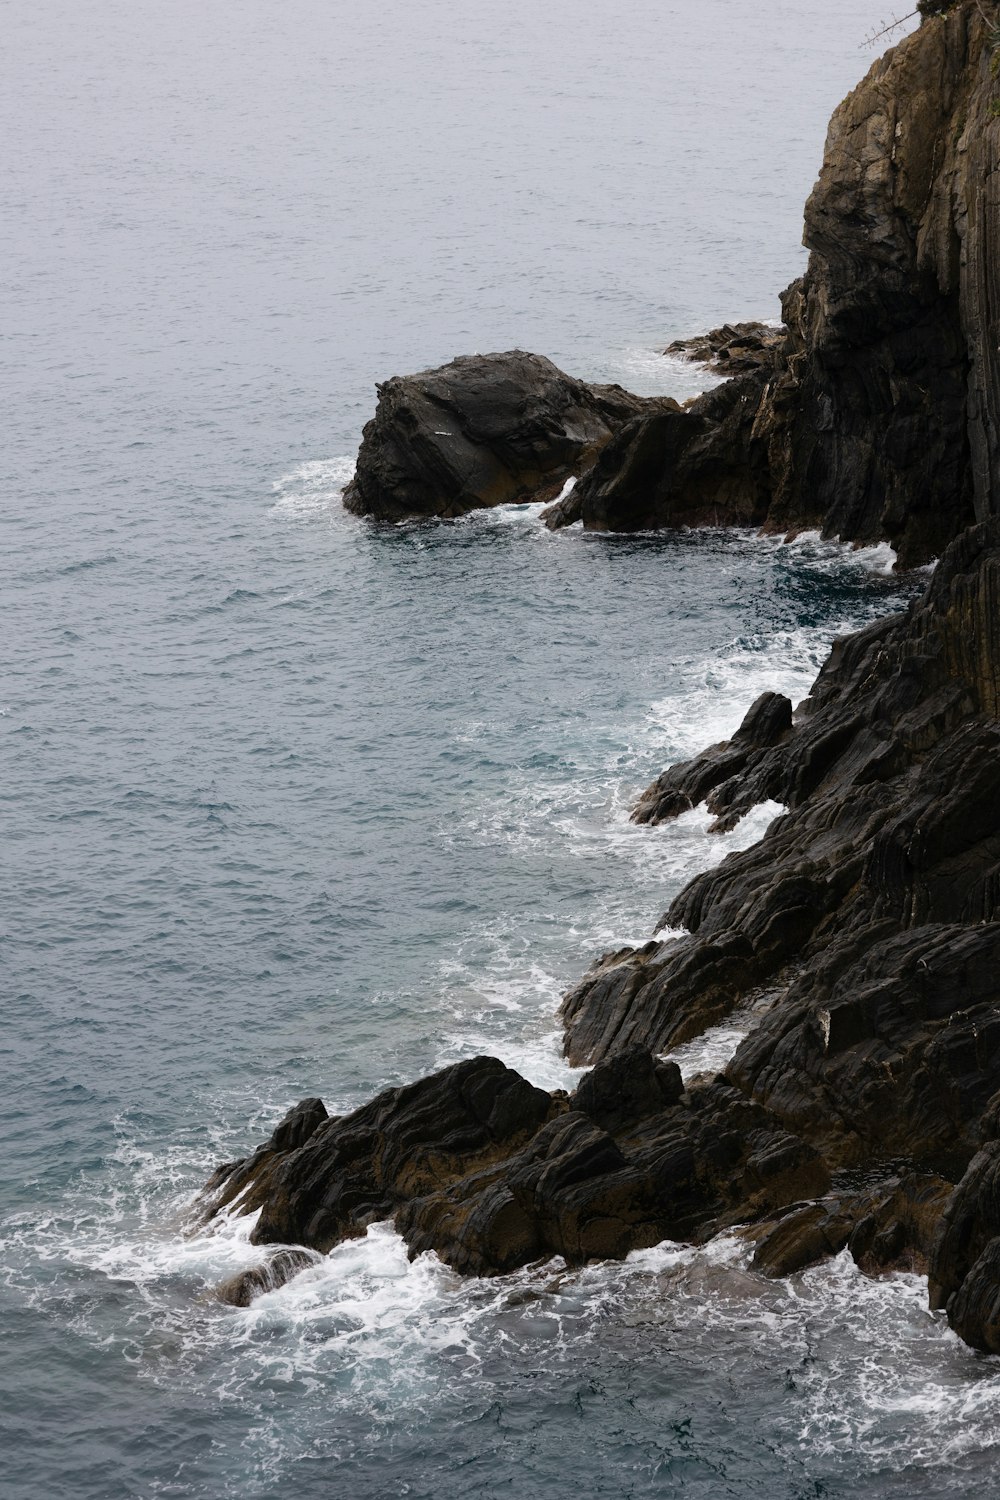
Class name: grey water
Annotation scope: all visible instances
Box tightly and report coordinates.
[6,2,997,1497]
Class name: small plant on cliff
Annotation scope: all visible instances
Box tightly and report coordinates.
[862,8,923,48]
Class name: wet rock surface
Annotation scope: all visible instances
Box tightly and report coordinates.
[665,321,784,377]
[553,517,1000,1349]
[199,1058,830,1297]
[562,521,1000,1080]
[199,523,1000,1338]
[342,350,660,522]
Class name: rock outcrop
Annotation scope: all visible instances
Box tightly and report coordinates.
[343,9,999,565]
[547,4,997,565]
[664,321,784,377]
[552,517,1000,1346]
[562,523,1000,1110]
[199,2,1000,1351]
[198,1051,831,1296]
[342,351,661,522]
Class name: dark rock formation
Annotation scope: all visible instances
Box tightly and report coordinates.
[551,367,775,533]
[546,5,1000,565]
[200,522,1000,1329]
[333,1,1000,567]
[562,521,1000,1081]
[343,9,1000,564]
[665,321,784,377]
[216,1248,322,1307]
[198,1055,831,1298]
[342,351,660,522]
[631,690,793,828]
[556,515,1000,1346]
[202,1057,554,1251]
[748,1171,952,1277]
[570,1046,683,1132]
[929,1139,1000,1349]
[206,1,1000,1351]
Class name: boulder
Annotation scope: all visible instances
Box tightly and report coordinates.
[570,1047,684,1132]
[342,351,660,522]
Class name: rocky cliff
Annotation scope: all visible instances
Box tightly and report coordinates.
[201,2,1000,1354]
[346,4,1000,569]
[555,2,1000,564]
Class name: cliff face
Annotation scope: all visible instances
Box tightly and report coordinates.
[763,4,983,564]
[567,4,999,566]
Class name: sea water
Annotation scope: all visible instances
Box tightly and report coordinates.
[8,2,999,1497]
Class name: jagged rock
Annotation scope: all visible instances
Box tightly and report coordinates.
[342,351,661,522]
[561,522,1000,1080]
[555,517,1000,1349]
[665,321,784,376]
[198,1059,827,1284]
[550,366,774,533]
[203,3,1000,1354]
[631,691,792,826]
[555,7,998,563]
[198,1095,331,1225]
[211,1057,555,1251]
[396,1076,827,1275]
[344,13,999,558]
[847,1172,953,1274]
[928,1140,1000,1349]
[747,1171,953,1278]
[570,1047,684,1132]
[750,1198,857,1277]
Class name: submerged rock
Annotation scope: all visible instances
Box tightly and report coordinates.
[342,351,659,522]
[216,1247,322,1308]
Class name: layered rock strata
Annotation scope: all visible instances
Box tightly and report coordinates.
[550,3,998,561]
[199,1051,830,1283]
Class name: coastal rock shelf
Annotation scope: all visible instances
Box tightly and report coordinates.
[202,3,1000,1353]
[200,1051,830,1280]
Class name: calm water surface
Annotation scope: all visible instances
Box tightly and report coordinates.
[8,3,998,1497]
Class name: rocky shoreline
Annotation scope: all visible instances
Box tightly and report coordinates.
[199,3,1000,1353]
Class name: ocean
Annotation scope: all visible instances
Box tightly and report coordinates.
[7,2,999,1496]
